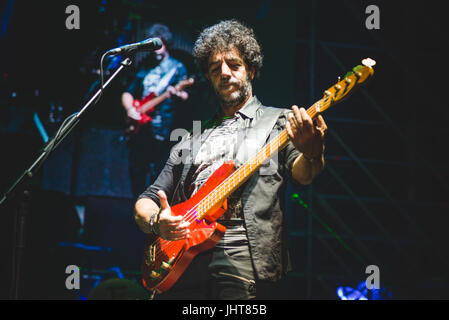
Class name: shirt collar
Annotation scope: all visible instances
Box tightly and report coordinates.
[211,95,261,125]
[235,95,261,120]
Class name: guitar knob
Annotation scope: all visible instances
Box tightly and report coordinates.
[150,271,162,280]
[160,261,170,270]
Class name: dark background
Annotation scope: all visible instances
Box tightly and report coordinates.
[0,0,448,299]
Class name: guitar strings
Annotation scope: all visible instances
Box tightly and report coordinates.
[149,102,326,264]
[177,100,324,224]
[149,134,289,262]
[153,128,291,255]
[149,101,327,264]
[149,99,328,265]
[178,101,323,222]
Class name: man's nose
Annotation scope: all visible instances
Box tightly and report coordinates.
[220,62,232,77]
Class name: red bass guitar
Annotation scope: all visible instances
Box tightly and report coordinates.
[125,77,195,135]
[141,59,376,293]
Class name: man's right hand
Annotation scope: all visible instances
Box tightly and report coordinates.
[156,190,190,241]
[127,106,142,121]
[122,92,141,120]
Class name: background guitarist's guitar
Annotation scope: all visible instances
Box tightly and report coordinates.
[141,58,376,293]
[124,77,195,136]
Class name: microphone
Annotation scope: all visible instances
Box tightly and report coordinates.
[105,37,163,56]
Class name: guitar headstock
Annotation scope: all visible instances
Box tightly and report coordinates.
[176,77,195,90]
[317,58,375,113]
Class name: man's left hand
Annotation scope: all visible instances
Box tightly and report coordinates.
[286,105,327,159]
[167,86,189,101]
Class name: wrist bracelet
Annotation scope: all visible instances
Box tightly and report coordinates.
[149,207,163,235]
[155,207,162,235]
[149,211,159,234]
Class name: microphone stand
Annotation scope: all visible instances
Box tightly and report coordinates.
[1,56,132,300]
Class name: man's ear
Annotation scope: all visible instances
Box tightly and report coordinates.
[250,67,256,80]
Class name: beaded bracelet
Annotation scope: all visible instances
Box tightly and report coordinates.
[149,210,161,235]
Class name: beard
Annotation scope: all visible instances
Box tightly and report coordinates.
[215,75,252,110]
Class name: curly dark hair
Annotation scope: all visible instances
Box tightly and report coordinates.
[193,20,263,79]
[147,23,173,47]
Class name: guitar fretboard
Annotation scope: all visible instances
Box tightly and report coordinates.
[194,100,324,221]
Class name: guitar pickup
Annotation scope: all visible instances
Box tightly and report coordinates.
[150,271,162,280]
[145,243,156,266]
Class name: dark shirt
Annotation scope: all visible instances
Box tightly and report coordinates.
[138,96,302,282]
[126,55,187,141]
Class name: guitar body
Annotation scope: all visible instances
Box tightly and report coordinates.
[134,92,156,109]
[124,93,156,135]
[141,161,235,293]
[124,77,195,136]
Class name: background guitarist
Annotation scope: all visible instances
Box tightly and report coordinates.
[121,23,190,197]
[134,20,327,299]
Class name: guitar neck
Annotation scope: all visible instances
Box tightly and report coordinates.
[195,100,324,220]
[140,91,170,114]
[139,78,194,114]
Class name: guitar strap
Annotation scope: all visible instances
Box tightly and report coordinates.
[154,66,178,95]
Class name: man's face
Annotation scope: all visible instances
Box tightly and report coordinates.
[153,42,167,61]
[206,47,255,108]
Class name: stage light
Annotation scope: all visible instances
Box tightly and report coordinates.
[291,193,309,209]
[337,286,368,300]
[337,281,392,300]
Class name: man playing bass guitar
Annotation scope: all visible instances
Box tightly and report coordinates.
[134,20,327,299]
